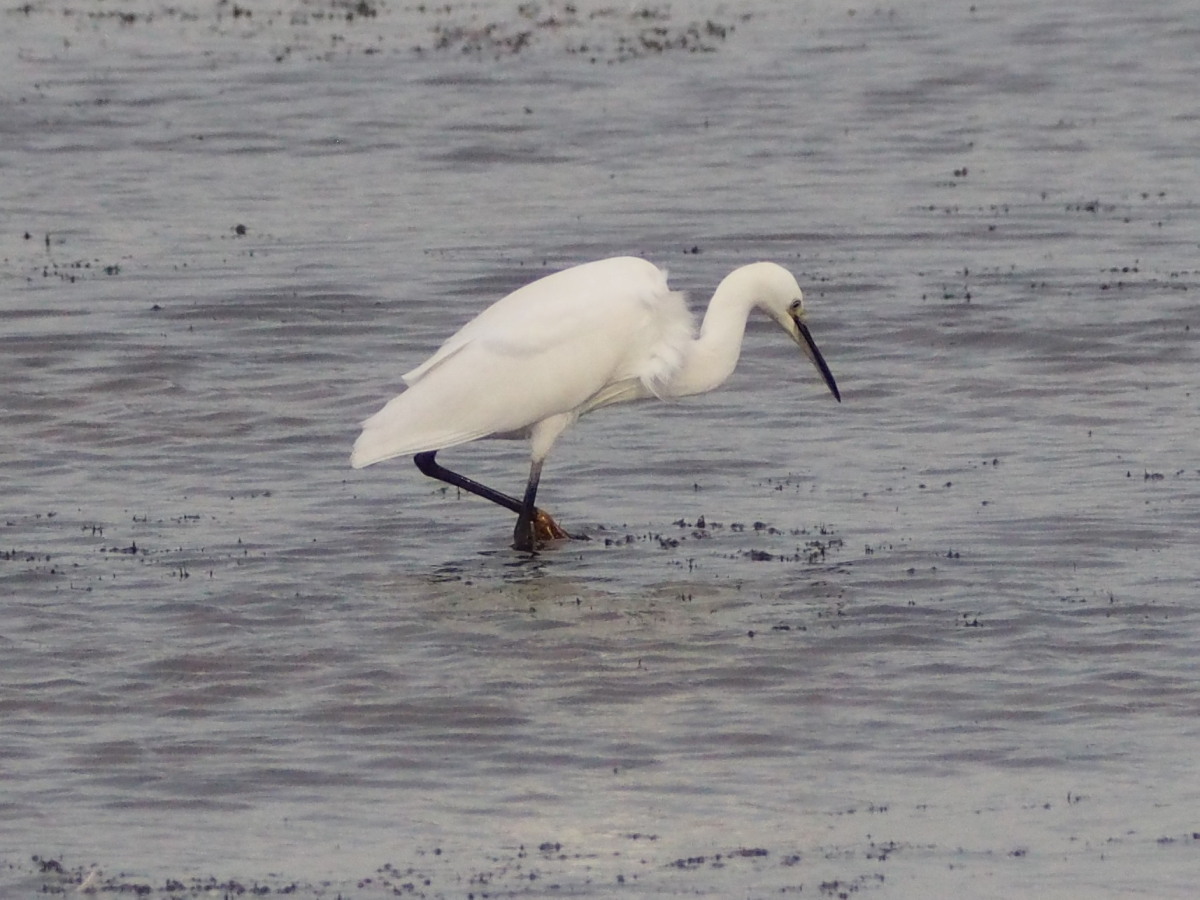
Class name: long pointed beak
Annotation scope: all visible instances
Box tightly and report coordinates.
[792,316,841,402]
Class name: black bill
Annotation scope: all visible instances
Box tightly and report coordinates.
[794,319,841,402]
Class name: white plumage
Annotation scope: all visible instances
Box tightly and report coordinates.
[352,256,840,551]
[351,257,689,467]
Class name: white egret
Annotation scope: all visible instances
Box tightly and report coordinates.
[351,256,840,552]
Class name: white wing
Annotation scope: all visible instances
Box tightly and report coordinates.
[351,257,695,468]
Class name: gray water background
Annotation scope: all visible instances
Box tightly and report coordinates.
[2,0,1198,896]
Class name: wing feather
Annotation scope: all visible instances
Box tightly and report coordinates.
[351,257,695,468]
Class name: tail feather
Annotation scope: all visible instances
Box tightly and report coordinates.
[350,394,494,468]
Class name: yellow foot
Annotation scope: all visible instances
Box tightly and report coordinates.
[513,508,574,551]
[533,508,571,542]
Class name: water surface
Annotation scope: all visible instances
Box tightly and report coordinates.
[2,1,1198,896]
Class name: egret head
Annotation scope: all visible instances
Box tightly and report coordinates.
[735,262,841,403]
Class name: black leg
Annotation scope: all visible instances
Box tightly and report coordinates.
[512,459,544,552]
[412,451,569,551]
[413,450,523,514]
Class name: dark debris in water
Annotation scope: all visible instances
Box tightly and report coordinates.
[600,516,845,566]
[426,2,744,61]
[0,509,258,592]
[28,855,288,897]
[13,0,746,64]
[19,835,911,899]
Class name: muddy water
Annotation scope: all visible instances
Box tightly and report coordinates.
[3,1,1198,896]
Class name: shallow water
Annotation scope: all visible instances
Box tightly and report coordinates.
[3,0,1199,896]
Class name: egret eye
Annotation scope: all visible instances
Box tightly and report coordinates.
[788,299,804,314]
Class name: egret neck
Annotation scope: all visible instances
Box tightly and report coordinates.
[667,264,780,398]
